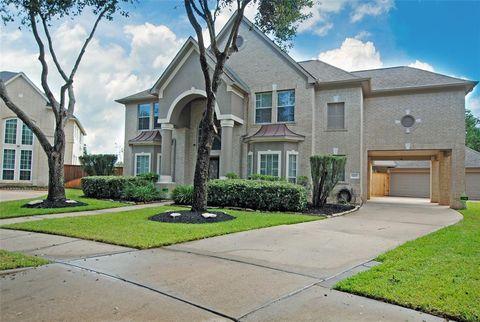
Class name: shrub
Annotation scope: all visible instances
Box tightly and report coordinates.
[310,155,347,207]
[297,176,310,190]
[80,154,117,176]
[81,176,142,199]
[171,185,194,205]
[137,172,159,183]
[248,173,286,181]
[172,179,307,212]
[225,172,239,179]
[122,181,161,202]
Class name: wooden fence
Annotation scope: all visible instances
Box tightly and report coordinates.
[64,165,123,188]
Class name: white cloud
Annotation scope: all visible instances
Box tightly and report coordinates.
[354,30,372,40]
[408,60,435,72]
[0,21,184,156]
[467,94,480,116]
[297,0,347,37]
[351,0,395,23]
[318,37,383,71]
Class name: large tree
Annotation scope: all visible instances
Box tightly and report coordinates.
[184,0,312,211]
[0,0,129,204]
[466,109,480,152]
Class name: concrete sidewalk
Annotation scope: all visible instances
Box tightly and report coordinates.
[0,197,460,321]
[0,189,46,201]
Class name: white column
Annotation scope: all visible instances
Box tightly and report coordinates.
[219,119,234,179]
[159,123,174,183]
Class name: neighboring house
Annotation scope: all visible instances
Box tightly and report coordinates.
[0,71,86,187]
[372,147,480,200]
[117,16,477,209]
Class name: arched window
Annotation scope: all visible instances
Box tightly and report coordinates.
[198,116,221,150]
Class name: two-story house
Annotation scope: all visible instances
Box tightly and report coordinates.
[117,16,477,209]
[0,71,86,187]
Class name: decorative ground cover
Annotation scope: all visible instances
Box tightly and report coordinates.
[2,206,323,249]
[335,202,480,322]
[0,189,128,219]
[0,249,49,271]
[150,210,235,224]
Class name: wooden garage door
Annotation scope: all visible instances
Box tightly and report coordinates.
[466,172,480,200]
[390,172,430,198]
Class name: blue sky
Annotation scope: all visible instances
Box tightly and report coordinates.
[0,0,479,154]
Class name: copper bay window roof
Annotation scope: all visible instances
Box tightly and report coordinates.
[128,130,162,146]
[244,124,305,143]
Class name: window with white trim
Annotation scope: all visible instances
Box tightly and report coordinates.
[135,153,150,175]
[153,102,161,129]
[277,90,295,122]
[286,151,298,183]
[258,151,281,177]
[156,153,162,178]
[4,119,17,144]
[2,149,15,180]
[255,92,272,124]
[247,152,253,176]
[138,104,151,130]
[19,150,32,180]
[327,102,345,129]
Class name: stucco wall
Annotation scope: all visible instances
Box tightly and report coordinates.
[0,76,53,186]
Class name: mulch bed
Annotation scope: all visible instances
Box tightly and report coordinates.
[303,203,355,216]
[149,210,235,224]
[21,200,88,209]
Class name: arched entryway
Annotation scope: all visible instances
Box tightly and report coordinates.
[157,89,239,183]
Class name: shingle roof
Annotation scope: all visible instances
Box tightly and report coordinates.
[116,89,156,104]
[128,130,162,145]
[245,124,304,142]
[465,147,480,168]
[352,66,475,91]
[0,71,19,82]
[298,60,361,82]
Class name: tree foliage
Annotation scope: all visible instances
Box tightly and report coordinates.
[79,154,118,176]
[0,0,130,203]
[184,0,312,211]
[466,109,480,152]
[310,155,347,207]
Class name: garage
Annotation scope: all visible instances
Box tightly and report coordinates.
[466,171,480,200]
[390,170,430,198]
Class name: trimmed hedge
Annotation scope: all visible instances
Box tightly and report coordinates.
[81,176,141,199]
[171,179,307,212]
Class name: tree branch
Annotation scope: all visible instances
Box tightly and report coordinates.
[41,15,68,82]
[68,6,108,82]
[0,80,52,154]
[29,13,60,118]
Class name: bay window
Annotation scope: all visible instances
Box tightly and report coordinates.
[258,151,281,177]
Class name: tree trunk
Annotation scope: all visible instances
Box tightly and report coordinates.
[47,151,66,202]
[191,99,216,212]
[47,123,67,203]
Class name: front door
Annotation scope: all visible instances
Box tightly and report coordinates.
[208,157,219,179]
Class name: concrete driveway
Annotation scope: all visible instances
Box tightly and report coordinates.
[0,197,461,321]
[0,189,46,201]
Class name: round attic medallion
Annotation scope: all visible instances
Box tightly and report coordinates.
[401,115,415,128]
[235,35,245,49]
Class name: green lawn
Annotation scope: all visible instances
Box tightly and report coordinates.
[2,206,322,248]
[0,189,128,219]
[335,202,480,322]
[0,249,49,270]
